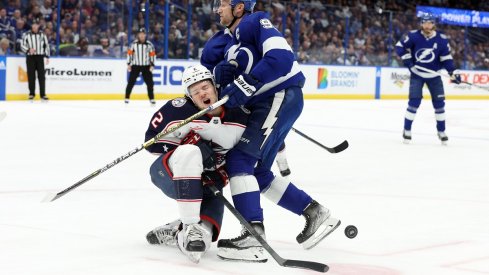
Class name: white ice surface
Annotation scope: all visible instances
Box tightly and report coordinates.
[1,100,488,275]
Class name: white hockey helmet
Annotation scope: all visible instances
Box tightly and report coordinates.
[182,64,215,98]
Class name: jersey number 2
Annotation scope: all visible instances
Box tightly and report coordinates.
[151,112,163,128]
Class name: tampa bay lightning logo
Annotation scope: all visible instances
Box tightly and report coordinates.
[415,44,437,63]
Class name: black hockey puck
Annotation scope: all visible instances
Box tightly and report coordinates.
[345,225,358,239]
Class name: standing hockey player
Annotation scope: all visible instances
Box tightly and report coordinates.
[144,65,248,263]
[125,28,156,105]
[200,26,292,177]
[212,0,340,262]
[396,13,461,145]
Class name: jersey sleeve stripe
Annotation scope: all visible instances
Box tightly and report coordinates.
[440,54,453,61]
[262,36,292,56]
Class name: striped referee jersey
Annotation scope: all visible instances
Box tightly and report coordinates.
[21,30,50,57]
[127,40,156,66]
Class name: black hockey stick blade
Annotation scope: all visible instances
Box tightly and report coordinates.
[291,127,348,154]
[208,185,329,273]
[331,140,349,153]
[282,259,329,272]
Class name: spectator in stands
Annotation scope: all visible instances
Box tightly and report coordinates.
[40,0,53,22]
[0,37,11,55]
[0,8,11,35]
[93,37,114,57]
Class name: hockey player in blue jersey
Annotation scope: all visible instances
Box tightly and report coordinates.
[212,0,340,262]
[201,25,293,177]
[144,65,248,263]
[396,13,461,145]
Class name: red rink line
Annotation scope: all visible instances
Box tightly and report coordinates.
[441,256,489,274]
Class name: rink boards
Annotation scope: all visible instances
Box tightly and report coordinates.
[1,56,489,100]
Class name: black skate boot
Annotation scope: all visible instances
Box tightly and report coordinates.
[296,200,341,250]
[146,219,182,246]
[176,222,212,263]
[438,131,448,145]
[217,221,267,263]
[403,130,412,144]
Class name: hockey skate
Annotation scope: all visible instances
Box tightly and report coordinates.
[438,131,448,145]
[403,130,412,144]
[146,219,182,246]
[176,222,212,263]
[217,221,268,263]
[296,200,341,250]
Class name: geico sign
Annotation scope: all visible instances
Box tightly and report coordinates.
[134,65,185,86]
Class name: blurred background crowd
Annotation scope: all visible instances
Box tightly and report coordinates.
[1,0,488,69]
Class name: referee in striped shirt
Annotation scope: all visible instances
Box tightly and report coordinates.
[21,19,50,101]
[125,28,156,105]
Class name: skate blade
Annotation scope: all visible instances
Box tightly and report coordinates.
[302,219,341,250]
[403,139,411,144]
[187,251,204,264]
[441,141,448,146]
[217,247,268,263]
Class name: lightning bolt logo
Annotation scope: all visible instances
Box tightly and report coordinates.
[415,45,437,63]
[259,92,285,150]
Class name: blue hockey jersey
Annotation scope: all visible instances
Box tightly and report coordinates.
[145,97,248,167]
[200,29,233,72]
[223,12,305,104]
[396,30,456,79]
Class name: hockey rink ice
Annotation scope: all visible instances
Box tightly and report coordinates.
[1,99,488,275]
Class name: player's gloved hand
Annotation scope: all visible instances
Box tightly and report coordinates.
[213,60,238,89]
[221,74,263,108]
[403,60,414,73]
[202,167,229,188]
[449,70,462,84]
[180,131,216,170]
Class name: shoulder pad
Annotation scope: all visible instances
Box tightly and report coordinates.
[409,30,418,33]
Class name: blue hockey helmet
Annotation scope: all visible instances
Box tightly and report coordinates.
[420,13,436,24]
[231,0,256,12]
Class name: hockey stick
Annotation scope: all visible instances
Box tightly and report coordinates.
[43,96,229,203]
[208,185,329,273]
[414,65,489,92]
[291,127,348,153]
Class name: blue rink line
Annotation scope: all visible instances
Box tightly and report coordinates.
[298,123,489,142]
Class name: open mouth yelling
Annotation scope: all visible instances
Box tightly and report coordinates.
[203,99,211,105]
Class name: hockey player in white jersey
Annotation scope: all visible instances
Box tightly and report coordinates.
[144,65,248,263]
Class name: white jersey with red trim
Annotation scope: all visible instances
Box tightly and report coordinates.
[145,97,248,158]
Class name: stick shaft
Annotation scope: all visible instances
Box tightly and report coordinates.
[291,127,348,153]
[414,65,489,92]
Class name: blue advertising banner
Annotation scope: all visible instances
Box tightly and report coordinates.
[0,56,6,100]
[417,6,489,28]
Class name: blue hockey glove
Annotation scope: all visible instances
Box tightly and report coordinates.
[449,70,462,84]
[221,74,263,108]
[403,59,414,72]
[213,60,238,89]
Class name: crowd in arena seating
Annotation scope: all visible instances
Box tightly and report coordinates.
[0,0,488,69]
